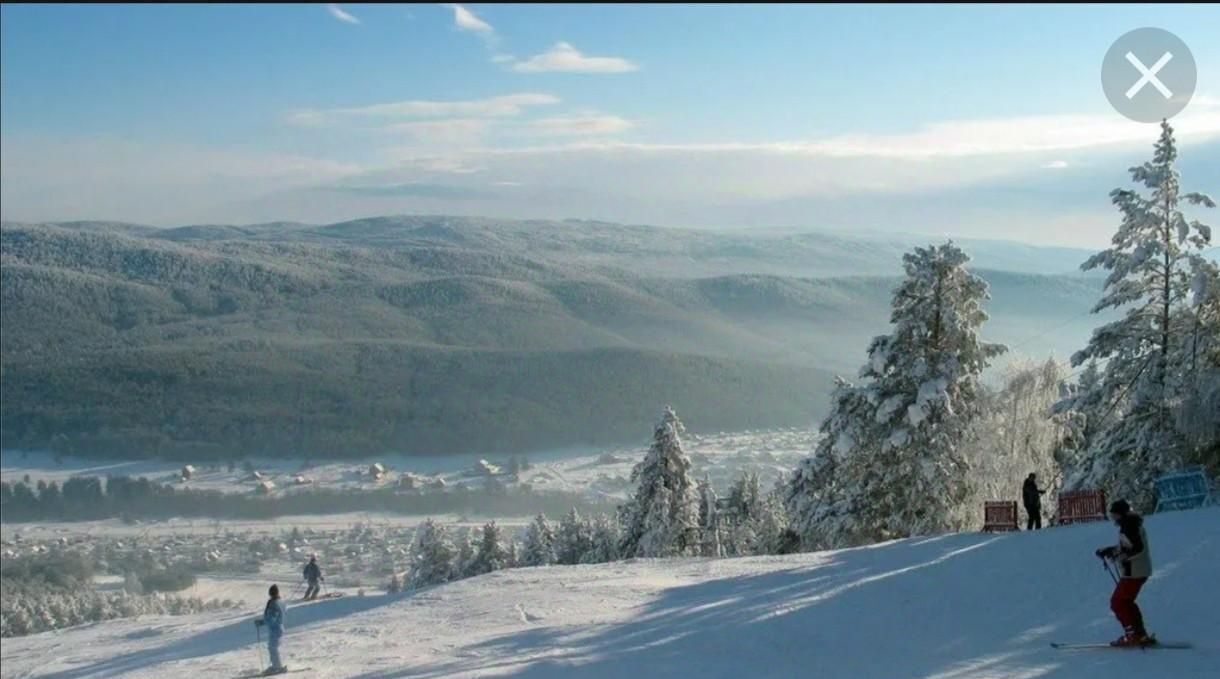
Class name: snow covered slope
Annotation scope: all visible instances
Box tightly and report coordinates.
[4,508,1217,679]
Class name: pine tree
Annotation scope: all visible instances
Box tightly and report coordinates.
[785,377,873,550]
[408,518,455,588]
[696,477,722,557]
[725,472,763,555]
[453,527,475,579]
[1063,120,1215,507]
[580,514,621,564]
[520,513,556,567]
[788,243,1005,547]
[555,509,593,565]
[469,521,511,575]
[619,407,700,558]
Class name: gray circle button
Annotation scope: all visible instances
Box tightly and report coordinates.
[1102,28,1196,123]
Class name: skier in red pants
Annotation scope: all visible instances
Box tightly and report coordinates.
[1095,499,1154,647]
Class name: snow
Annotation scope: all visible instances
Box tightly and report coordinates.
[4,507,1217,678]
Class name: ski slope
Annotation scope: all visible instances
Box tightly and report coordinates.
[3,507,1217,679]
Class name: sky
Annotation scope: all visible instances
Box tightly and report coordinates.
[1,3,1217,247]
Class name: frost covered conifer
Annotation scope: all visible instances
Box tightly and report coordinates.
[788,243,1005,547]
[1062,120,1216,505]
[468,521,511,575]
[555,509,593,565]
[408,518,455,588]
[453,527,475,579]
[519,513,556,567]
[580,514,621,564]
[696,477,722,557]
[619,406,700,558]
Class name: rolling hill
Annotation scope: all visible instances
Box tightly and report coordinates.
[0,216,1105,459]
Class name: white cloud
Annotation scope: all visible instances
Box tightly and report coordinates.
[0,134,359,225]
[384,118,491,145]
[444,4,494,38]
[326,4,361,25]
[472,103,1220,160]
[286,94,561,127]
[1042,160,1069,169]
[511,42,638,74]
[528,113,633,137]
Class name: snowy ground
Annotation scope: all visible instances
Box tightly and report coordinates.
[0,428,813,502]
[3,507,1217,679]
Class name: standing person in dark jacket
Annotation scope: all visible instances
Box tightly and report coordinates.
[1022,473,1046,530]
[303,554,323,601]
[1095,500,1155,647]
[254,584,288,675]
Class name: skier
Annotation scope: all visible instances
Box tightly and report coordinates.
[254,584,288,675]
[302,554,323,600]
[1022,473,1046,530]
[1095,499,1155,647]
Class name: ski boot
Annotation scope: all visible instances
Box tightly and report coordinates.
[1110,630,1157,648]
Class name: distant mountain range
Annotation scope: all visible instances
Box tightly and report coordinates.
[0,216,1106,459]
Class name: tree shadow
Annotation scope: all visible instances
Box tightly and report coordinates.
[354,524,1217,679]
[41,593,406,679]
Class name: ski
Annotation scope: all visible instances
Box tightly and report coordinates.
[296,593,343,603]
[1051,642,1192,650]
[235,667,312,678]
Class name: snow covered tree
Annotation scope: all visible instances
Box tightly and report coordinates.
[580,514,621,564]
[724,472,763,555]
[468,521,511,576]
[453,527,475,579]
[752,485,793,555]
[696,477,722,557]
[960,357,1072,526]
[408,519,455,588]
[788,243,1005,547]
[1062,120,1216,507]
[1177,258,1220,472]
[555,509,593,565]
[505,539,520,569]
[619,406,700,558]
[519,513,556,567]
[786,377,874,550]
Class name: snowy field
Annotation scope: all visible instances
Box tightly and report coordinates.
[0,428,813,503]
[2,507,1217,679]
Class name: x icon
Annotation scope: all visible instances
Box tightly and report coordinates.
[1125,51,1173,100]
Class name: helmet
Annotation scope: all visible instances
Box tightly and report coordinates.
[1108,499,1131,515]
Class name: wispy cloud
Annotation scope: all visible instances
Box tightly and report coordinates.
[511,42,638,74]
[326,4,361,25]
[321,181,492,199]
[384,118,491,145]
[285,94,561,127]
[528,113,634,137]
[444,3,494,37]
[474,105,1220,159]
[1042,160,1069,169]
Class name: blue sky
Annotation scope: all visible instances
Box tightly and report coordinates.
[2,3,1217,246]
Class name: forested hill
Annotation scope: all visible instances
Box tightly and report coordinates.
[0,217,1103,459]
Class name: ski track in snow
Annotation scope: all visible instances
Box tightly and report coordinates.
[2,508,1217,679]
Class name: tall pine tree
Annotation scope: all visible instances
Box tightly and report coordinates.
[788,242,1005,547]
[1063,120,1215,506]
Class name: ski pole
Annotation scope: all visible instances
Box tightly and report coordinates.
[1099,555,1118,584]
[254,620,265,672]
